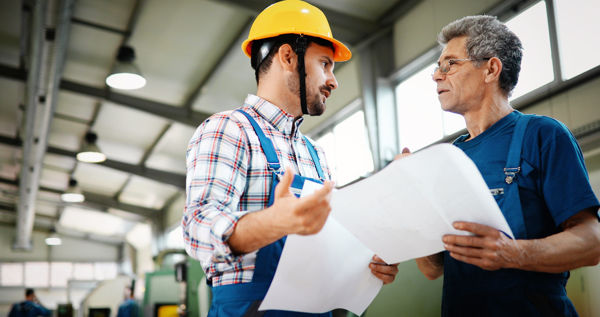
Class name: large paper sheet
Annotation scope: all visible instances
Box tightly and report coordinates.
[259,216,381,315]
[331,144,513,264]
[260,144,513,313]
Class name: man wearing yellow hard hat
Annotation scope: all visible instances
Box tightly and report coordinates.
[183,0,398,316]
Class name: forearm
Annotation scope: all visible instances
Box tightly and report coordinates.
[228,206,289,254]
[416,252,444,280]
[512,211,600,273]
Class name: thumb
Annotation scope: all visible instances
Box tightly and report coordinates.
[274,167,294,198]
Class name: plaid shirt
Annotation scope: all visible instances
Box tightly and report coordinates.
[183,94,332,286]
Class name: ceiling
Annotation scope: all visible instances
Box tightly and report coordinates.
[0,0,416,244]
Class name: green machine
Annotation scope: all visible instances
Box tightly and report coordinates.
[143,249,210,317]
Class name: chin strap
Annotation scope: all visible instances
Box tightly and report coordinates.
[295,36,308,115]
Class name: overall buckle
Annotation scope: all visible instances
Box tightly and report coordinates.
[503,167,520,184]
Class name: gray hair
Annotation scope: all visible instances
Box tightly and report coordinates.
[438,15,522,96]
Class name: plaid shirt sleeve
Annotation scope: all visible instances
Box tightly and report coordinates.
[183,112,250,268]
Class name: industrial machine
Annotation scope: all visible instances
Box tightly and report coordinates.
[143,249,210,317]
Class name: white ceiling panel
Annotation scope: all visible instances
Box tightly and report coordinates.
[191,26,255,114]
[119,175,178,209]
[73,0,136,31]
[55,91,97,122]
[43,153,76,173]
[39,167,69,191]
[0,78,24,137]
[48,117,89,151]
[94,102,169,150]
[145,123,194,173]
[60,206,133,237]
[0,0,22,66]
[122,0,251,104]
[145,154,185,174]
[108,208,146,223]
[73,163,129,196]
[37,190,62,204]
[62,24,122,87]
[35,201,58,218]
[96,138,145,165]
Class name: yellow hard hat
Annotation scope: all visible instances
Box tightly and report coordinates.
[241,0,352,62]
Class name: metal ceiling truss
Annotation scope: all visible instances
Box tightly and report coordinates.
[0,176,160,220]
[15,0,75,250]
[0,135,185,189]
[0,64,211,127]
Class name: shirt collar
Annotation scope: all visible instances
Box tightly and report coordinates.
[244,94,304,136]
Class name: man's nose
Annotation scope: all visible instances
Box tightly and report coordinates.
[431,68,444,82]
[327,72,338,90]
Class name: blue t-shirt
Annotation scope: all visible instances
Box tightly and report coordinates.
[8,300,51,317]
[442,111,599,317]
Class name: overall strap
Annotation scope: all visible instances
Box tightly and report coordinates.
[504,113,532,184]
[303,136,325,180]
[235,109,281,172]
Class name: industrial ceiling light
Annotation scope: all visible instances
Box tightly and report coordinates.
[45,228,62,246]
[61,178,85,203]
[105,45,146,90]
[77,131,106,163]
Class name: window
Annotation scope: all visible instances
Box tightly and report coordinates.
[94,262,118,280]
[25,262,49,287]
[506,1,554,100]
[50,262,73,287]
[1,263,23,286]
[73,263,95,280]
[554,0,600,79]
[315,110,374,186]
[395,64,465,151]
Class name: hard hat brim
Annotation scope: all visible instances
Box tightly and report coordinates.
[242,32,352,62]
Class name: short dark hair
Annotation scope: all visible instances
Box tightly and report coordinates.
[251,34,334,83]
[438,15,523,96]
[25,288,35,297]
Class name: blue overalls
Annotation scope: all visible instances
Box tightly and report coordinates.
[444,113,576,316]
[207,109,332,317]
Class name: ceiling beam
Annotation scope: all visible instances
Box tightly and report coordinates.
[0,135,186,189]
[0,63,210,127]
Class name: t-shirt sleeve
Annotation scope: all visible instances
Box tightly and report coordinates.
[538,118,600,226]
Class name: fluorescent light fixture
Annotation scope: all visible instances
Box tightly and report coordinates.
[45,236,62,246]
[106,45,146,90]
[61,178,85,203]
[77,132,106,163]
[45,229,62,246]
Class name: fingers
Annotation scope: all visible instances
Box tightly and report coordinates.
[394,147,412,160]
[369,256,399,285]
[453,221,500,237]
[274,168,294,198]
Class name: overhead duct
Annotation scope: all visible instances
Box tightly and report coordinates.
[14,0,74,250]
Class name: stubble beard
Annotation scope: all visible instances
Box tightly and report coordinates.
[287,75,327,116]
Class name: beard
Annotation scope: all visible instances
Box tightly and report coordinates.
[287,75,330,116]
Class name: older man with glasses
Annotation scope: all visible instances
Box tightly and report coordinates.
[414,15,600,316]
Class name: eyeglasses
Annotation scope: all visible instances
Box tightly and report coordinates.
[432,58,491,76]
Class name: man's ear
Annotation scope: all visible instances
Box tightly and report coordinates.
[276,43,297,72]
[484,57,502,84]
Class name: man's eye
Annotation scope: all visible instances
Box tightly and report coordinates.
[448,60,457,65]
